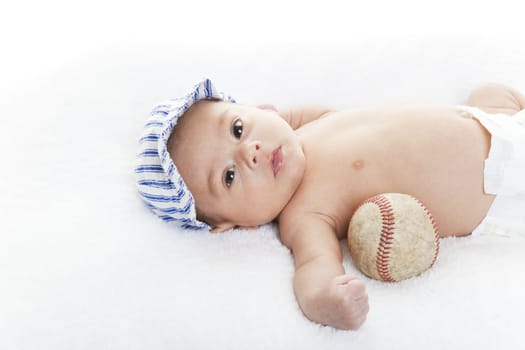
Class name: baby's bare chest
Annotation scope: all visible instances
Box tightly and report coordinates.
[291,106,492,237]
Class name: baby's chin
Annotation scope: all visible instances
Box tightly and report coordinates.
[282,140,307,186]
[248,209,283,228]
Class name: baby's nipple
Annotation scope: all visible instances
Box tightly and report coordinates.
[353,159,365,170]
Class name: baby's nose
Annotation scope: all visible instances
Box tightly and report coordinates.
[238,141,261,168]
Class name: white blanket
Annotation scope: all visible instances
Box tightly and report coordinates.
[2,36,525,349]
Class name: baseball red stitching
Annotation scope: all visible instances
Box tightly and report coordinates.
[414,198,440,268]
[368,194,440,282]
[365,195,397,282]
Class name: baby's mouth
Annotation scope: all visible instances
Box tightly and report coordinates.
[271,146,283,176]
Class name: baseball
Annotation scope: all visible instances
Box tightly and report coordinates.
[347,193,440,282]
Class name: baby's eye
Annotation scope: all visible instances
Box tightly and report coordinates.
[224,167,235,187]
[232,119,243,139]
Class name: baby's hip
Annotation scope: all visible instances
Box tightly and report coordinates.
[458,106,525,237]
[457,106,525,196]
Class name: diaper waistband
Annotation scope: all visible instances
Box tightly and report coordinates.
[458,106,525,197]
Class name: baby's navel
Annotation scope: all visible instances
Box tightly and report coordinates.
[353,159,365,170]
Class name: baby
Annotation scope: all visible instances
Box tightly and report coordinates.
[136,79,525,330]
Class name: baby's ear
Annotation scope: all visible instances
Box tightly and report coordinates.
[209,223,259,233]
[256,104,278,112]
[210,222,236,233]
[238,225,259,231]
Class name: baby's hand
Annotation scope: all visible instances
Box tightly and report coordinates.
[319,275,369,330]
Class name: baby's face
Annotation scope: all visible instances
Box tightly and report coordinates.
[169,100,305,232]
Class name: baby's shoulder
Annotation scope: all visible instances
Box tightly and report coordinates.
[277,201,340,248]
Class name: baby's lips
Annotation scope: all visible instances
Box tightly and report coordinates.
[271,146,283,176]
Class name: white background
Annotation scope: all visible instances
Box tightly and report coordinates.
[1,0,523,93]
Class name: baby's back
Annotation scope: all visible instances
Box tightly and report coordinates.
[283,106,495,239]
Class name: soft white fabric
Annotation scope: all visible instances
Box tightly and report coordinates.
[2,38,525,350]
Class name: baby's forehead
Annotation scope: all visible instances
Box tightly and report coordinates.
[182,100,253,126]
[181,100,228,121]
[170,100,230,146]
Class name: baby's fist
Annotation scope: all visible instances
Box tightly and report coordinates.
[324,275,369,330]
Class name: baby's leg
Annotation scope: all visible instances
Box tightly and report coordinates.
[467,83,525,115]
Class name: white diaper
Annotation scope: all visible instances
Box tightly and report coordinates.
[458,106,525,238]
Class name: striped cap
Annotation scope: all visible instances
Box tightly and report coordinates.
[135,78,236,229]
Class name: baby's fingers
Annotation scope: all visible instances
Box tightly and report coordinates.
[333,275,368,300]
[333,274,361,285]
[344,279,368,300]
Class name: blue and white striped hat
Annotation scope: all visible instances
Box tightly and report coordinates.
[135,78,236,229]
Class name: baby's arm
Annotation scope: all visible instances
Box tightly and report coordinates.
[280,217,369,330]
[468,83,525,115]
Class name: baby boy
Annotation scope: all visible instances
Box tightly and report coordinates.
[136,79,525,330]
